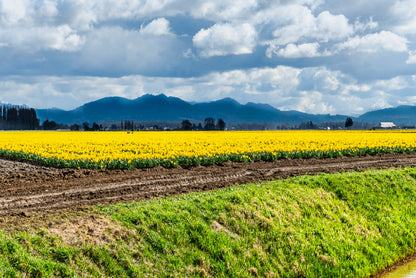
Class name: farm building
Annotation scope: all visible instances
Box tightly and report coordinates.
[379,122,397,128]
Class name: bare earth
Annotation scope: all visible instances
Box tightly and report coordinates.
[1,153,416,216]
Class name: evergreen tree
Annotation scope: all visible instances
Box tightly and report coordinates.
[70,123,80,131]
[92,122,100,131]
[181,120,193,130]
[204,117,216,130]
[216,118,226,131]
[345,117,354,128]
[82,122,90,131]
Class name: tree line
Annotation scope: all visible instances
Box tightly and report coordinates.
[0,105,39,130]
[181,117,226,131]
[42,121,104,131]
[275,118,367,130]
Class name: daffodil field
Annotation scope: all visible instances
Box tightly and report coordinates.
[0,130,415,169]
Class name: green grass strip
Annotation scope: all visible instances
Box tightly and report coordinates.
[0,168,415,277]
[0,145,416,169]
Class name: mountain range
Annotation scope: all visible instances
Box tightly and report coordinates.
[358,105,416,126]
[35,94,416,126]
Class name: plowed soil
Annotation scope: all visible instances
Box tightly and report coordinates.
[1,153,416,216]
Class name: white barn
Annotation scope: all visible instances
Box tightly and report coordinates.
[379,122,397,128]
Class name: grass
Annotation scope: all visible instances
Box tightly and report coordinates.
[0,167,415,277]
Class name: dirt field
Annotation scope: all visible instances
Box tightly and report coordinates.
[1,153,416,216]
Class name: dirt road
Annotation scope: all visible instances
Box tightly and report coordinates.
[1,153,416,215]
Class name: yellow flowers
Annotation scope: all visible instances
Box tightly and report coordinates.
[0,130,415,168]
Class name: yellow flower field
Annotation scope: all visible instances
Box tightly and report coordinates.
[0,130,415,168]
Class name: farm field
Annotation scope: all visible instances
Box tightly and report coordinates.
[0,166,415,277]
[0,130,416,169]
[0,130,416,277]
[1,151,416,215]
[1,130,416,214]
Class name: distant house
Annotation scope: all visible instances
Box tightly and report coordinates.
[379,122,397,128]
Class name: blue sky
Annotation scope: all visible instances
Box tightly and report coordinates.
[0,0,416,115]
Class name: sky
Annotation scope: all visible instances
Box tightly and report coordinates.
[0,0,416,116]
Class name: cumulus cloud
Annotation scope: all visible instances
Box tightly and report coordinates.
[390,0,416,34]
[75,26,182,74]
[269,8,354,46]
[193,23,257,57]
[49,25,85,51]
[189,0,259,21]
[294,91,337,114]
[267,42,323,58]
[373,76,411,91]
[0,25,85,52]
[55,0,177,30]
[407,50,416,64]
[314,11,354,41]
[335,31,408,53]
[0,0,61,27]
[354,17,378,32]
[263,6,354,58]
[0,0,86,52]
[0,0,30,26]
[304,68,344,92]
[140,18,173,36]
[37,0,59,18]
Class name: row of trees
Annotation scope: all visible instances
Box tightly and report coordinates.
[0,105,39,130]
[40,117,354,131]
[276,118,356,130]
[41,120,104,131]
[181,117,226,131]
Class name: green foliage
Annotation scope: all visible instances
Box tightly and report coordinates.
[2,146,416,169]
[1,168,416,277]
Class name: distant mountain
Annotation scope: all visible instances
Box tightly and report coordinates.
[359,105,416,126]
[36,94,350,124]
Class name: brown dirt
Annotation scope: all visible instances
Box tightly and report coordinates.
[1,152,416,216]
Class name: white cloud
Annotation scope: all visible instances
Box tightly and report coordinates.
[193,23,257,57]
[140,18,172,36]
[315,11,354,41]
[262,6,354,58]
[0,0,177,31]
[336,31,408,53]
[373,76,410,91]
[354,17,378,32]
[76,26,182,73]
[294,91,336,114]
[269,8,353,46]
[312,69,342,91]
[49,25,85,52]
[189,0,258,21]
[37,0,59,18]
[297,68,353,94]
[268,42,322,58]
[407,50,416,64]
[0,0,30,26]
[0,0,60,27]
[55,0,174,30]
[0,25,85,52]
[391,0,416,35]
[204,66,301,96]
